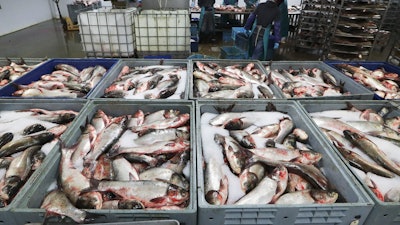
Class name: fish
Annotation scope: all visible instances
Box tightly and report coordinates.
[108,139,190,157]
[0,132,54,157]
[112,157,139,181]
[343,130,400,176]
[96,180,189,208]
[234,176,278,205]
[286,173,313,192]
[274,118,294,144]
[275,189,338,204]
[134,128,189,145]
[384,187,400,202]
[84,115,128,165]
[75,191,103,209]
[334,142,394,178]
[205,157,228,205]
[41,190,87,223]
[229,130,256,148]
[101,199,145,209]
[22,124,46,135]
[214,134,251,175]
[270,165,289,203]
[0,133,13,149]
[60,147,91,204]
[239,162,265,193]
[131,114,189,133]
[139,167,189,190]
[159,149,190,174]
[91,155,114,181]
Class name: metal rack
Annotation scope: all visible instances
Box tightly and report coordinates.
[327,0,388,60]
[387,20,400,66]
[294,0,342,59]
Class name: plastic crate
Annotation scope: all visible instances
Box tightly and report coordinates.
[0,58,48,89]
[263,61,375,100]
[135,10,191,55]
[196,100,374,225]
[298,100,400,225]
[231,27,246,41]
[0,99,86,225]
[222,30,233,42]
[324,61,400,100]
[12,99,197,225]
[234,33,250,53]
[189,59,283,100]
[78,7,137,58]
[89,59,189,99]
[0,58,119,98]
[220,46,247,59]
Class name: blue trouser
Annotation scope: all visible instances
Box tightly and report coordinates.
[251,38,264,60]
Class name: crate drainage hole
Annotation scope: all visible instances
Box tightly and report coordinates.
[209,217,214,220]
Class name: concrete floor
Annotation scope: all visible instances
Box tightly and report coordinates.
[0,19,391,61]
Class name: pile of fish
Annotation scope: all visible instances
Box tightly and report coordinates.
[12,63,108,98]
[103,64,187,99]
[336,64,400,99]
[193,61,275,99]
[309,105,400,202]
[268,66,348,98]
[0,108,78,207]
[41,109,191,223]
[0,58,46,87]
[201,107,339,206]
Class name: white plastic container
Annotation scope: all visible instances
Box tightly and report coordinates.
[78,7,137,57]
[135,10,190,54]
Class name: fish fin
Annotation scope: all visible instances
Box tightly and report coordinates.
[265,102,276,112]
[214,103,236,114]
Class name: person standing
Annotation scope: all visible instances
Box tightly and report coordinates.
[244,0,283,60]
[198,0,216,43]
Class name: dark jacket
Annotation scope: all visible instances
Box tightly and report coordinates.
[244,1,281,42]
[198,0,215,8]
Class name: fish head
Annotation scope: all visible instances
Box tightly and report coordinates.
[167,184,189,204]
[118,199,145,209]
[2,176,23,200]
[343,130,360,141]
[311,190,339,204]
[76,191,103,209]
[239,171,258,193]
[224,117,246,130]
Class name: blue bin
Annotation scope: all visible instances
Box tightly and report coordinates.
[0,58,119,98]
[231,27,246,41]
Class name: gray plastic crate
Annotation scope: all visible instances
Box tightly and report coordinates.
[260,61,375,100]
[12,99,196,225]
[189,59,284,100]
[90,59,189,99]
[299,100,400,225]
[0,99,86,225]
[196,100,373,225]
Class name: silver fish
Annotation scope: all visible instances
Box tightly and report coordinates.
[235,176,277,205]
[239,162,265,193]
[60,148,91,204]
[205,156,228,205]
[112,157,139,181]
[270,165,289,203]
[96,180,189,208]
[108,139,189,157]
[275,189,338,204]
[139,167,189,190]
[84,115,128,165]
[0,132,54,157]
[134,128,189,145]
[41,190,87,223]
[274,118,294,144]
[343,130,400,176]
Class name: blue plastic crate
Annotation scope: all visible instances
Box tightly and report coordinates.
[234,33,250,52]
[222,30,233,42]
[231,27,246,41]
[220,46,247,59]
[0,58,119,98]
